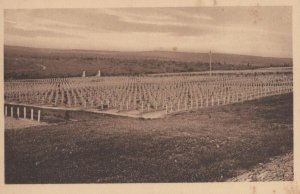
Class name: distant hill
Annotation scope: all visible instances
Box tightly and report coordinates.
[4,45,293,80]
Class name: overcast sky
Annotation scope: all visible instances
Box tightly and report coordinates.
[4,7,292,58]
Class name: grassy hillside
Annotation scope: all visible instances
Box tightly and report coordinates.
[4,45,293,79]
[5,93,293,183]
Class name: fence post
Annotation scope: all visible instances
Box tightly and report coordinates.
[24,107,26,119]
[5,106,7,116]
[11,107,13,118]
[17,107,20,118]
[38,110,41,122]
[31,108,34,120]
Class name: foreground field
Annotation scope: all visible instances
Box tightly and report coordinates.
[227,151,293,181]
[5,93,293,183]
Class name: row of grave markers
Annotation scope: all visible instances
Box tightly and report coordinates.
[4,105,41,122]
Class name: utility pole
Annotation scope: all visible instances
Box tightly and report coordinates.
[209,50,212,76]
[97,56,101,77]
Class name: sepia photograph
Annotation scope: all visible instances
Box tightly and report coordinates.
[3,5,294,185]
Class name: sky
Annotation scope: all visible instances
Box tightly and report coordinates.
[4,7,292,58]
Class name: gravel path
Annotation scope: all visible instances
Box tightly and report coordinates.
[227,152,293,181]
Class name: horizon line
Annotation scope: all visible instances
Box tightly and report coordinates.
[4,44,293,59]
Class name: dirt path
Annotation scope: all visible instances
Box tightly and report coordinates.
[5,117,47,130]
[227,152,293,182]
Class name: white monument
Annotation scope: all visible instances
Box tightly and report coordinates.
[96,70,101,77]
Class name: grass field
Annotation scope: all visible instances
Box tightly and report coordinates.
[5,93,293,183]
[4,45,292,79]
